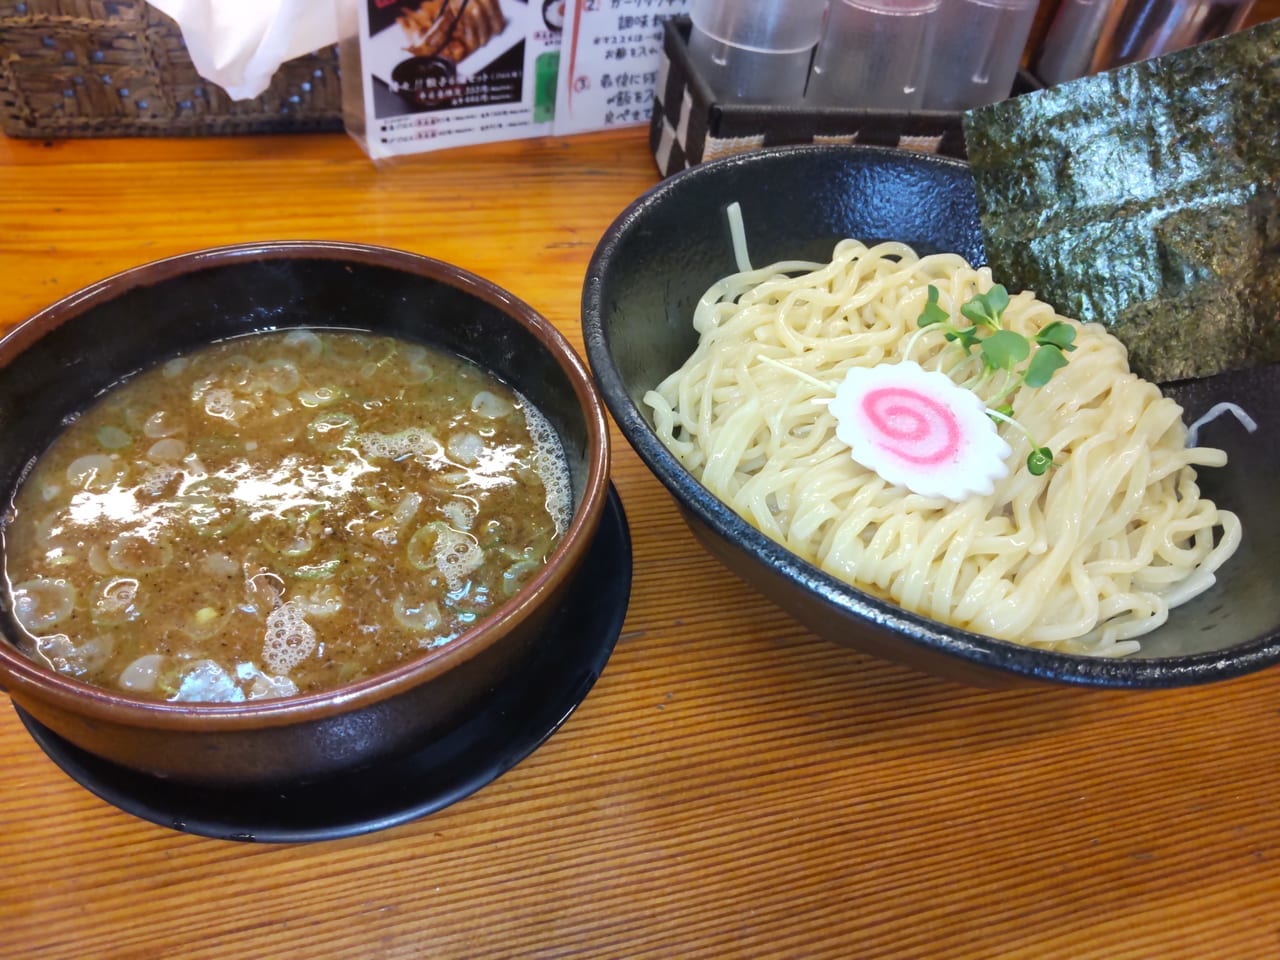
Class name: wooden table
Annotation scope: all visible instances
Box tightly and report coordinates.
[0,128,1276,959]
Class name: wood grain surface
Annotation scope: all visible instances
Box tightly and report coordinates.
[0,128,1278,959]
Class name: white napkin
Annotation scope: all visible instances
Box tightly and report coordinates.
[148,0,340,100]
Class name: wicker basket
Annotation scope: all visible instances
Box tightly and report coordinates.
[0,0,343,138]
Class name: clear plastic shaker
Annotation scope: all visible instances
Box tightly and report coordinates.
[1034,0,1113,85]
[1087,0,1256,72]
[686,0,829,104]
[807,0,942,109]
[920,0,1038,110]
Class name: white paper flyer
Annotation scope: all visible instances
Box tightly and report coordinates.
[349,0,565,159]
[551,0,692,136]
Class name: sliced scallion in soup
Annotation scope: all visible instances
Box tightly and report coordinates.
[3,331,572,702]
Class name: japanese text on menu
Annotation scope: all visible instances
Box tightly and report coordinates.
[553,0,692,136]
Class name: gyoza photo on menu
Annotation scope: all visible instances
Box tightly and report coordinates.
[365,0,532,116]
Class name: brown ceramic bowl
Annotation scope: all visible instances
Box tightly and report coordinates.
[0,241,611,786]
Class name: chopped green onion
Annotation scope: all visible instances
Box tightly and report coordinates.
[96,426,132,450]
[298,386,344,408]
[258,358,301,395]
[106,536,173,573]
[306,412,358,451]
[290,557,341,580]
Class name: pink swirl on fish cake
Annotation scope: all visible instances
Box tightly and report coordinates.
[859,386,961,466]
[829,360,1012,501]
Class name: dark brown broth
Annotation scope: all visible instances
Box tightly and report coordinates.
[3,330,570,701]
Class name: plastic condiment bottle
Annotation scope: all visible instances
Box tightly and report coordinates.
[807,0,942,109]
[1086,0,1256,72]
[920,0,1038,110]
[1034,0,1114,84]
[686,0,829,104]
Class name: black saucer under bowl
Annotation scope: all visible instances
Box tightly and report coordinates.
[15,486,631,843]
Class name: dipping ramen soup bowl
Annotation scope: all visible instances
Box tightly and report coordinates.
[582,144,1280,688]
[0,241,610,786]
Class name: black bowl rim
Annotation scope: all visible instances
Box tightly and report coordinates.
[582,143,1280,689]
[0,239,612,726]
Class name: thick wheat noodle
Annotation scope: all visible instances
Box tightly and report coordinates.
[644,240,1241,656]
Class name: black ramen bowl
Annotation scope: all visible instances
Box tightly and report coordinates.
[0,241,611,785]
[582,144,1280,688]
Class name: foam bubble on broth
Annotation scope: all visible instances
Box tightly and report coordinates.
[2,331,572,702]
[174,659,242,702]
[262,600,317,675]
[432,525,485,592]
[441,500,476,530]
[358,427,443,462]
[520,396,572,537]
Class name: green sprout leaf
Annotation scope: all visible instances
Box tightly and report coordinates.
[921,282,1075,478]
[1035,321,1078,352]
[980,329,1030,372]
[986,285,1010,315]
[960,284,1009,329]
[1024,345,1069,387]
[1027,447,1055,476]
[945,326,982,353]
[918,285,949,328]
[964,331,985,353]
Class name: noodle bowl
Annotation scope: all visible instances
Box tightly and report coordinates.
[644,240,1240,656]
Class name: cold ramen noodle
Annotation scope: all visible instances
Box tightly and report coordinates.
[3,331,572,701]
[644,239,1242,656]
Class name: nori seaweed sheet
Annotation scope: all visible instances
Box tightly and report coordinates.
[963,20,1280,383]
